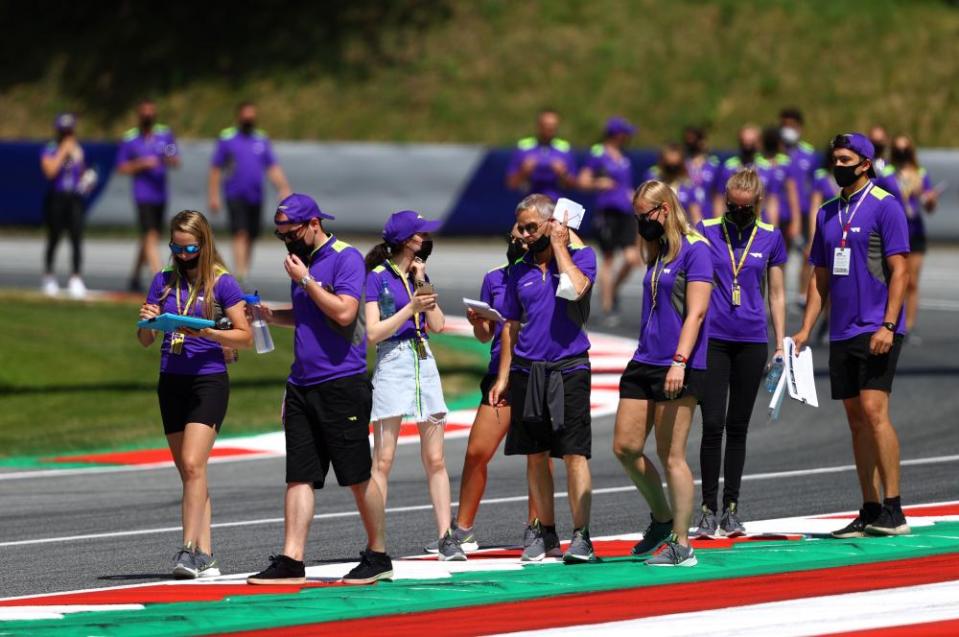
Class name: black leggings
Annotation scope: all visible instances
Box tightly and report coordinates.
[44,192,85,274]
[699,338,767,512]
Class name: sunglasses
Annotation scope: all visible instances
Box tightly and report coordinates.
[517,221,546,236]
[725,203,755,215]
[635,203,664,219]
[169,242,200,255]
[274,225,304,242]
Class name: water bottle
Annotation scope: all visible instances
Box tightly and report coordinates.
[244,292,274,354]
[765,355,784,393]
[378,279,396,319]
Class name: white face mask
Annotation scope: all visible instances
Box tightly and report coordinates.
[781,126,800,146]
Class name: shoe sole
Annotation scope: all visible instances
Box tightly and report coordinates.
[646,556,698,567]
[721,530,746,538]
[631,538,669,557]
[198,567,221,578]
[864,524,911,536]
[439,553,467,562]
[342,570,393,585]
[172,565,198,579]
[562,553,595,564]
[692,530,718,539]
[831,530,866,539]
[460,540,479,552]
[247,576,306,585]
[424,547,439,554]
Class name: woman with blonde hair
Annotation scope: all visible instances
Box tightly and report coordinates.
[694,169,787,537]
[137,210,252,578]
[612,180,712,567]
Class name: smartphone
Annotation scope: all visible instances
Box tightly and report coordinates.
[414,282,436,296]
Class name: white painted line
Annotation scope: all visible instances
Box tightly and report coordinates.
[0,605,143,622]
[2,454,957,549]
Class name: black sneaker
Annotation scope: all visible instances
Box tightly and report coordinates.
[830,508,877,539]
[342,549,393,584]
[865,506,911,536]
[246,554,306,585]
[632,514,673,556]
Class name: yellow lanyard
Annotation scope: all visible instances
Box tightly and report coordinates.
[386,260,423,338]
[646,251,666,328]
[175,278,201,317]
[721,220,758,285]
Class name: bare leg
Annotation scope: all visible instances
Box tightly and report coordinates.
[167,423,218,553]
[233,230,251,280]
[654,397,697,546]
[350,479,387,553]
[281,482,315,561]
[456,404,510,529]
[599,251,615,313]
[564,455,592,529]
[611,244,640,297]
[371,417,402,507]
[143,228,161,275]
[612,398,671,521]
[419,417,452,538]
[905,252,924,333]
[859,390,901,499]
[526,451,555,526]
[842,397,882,502]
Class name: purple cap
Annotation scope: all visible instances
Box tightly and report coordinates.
[275,193,335,224]
[605,116,636,137]
[383,210,442,244]
[835,132,875,161]
[55,113,76,132]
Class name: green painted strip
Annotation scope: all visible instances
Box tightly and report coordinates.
[8,522,959,636]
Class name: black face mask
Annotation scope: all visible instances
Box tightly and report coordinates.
[506,239,526,263]
[684,141,701,156]
[177,257,199,272]
[891,148,912,163]
[662,163,683,178]
[240,120,256,134]
[833,162,865,188]
[415,239,433,262]
[529,233,551,254]
[740,146,757,163]
[872,143,886,159]
[725,204,756,228]
[285,236,314,263]
[637,216,665,241]
[139,116,156,130]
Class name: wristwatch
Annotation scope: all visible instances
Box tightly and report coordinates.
[882,321,896,332]
[671,353,688,368]
[299,274,316,289]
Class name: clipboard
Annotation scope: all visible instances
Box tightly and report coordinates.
[783,337,819,407]
[463,298,506,324]
[138,313,216,333]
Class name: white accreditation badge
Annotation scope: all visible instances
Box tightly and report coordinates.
[833,247,851,276]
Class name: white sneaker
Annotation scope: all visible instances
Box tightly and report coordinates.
[42,275,59,297]
[68,276,87,299]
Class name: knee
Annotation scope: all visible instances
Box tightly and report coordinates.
[660,450,687,474]
[373,453,395,477]
[180,456,207,481]
[613,440,642,463]
[859,399,888,429]
[421,451,446,474]
[464,445,493,469]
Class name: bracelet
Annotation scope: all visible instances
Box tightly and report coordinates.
[299,274,315,289]
[882,321,896,332]
[672,353,688,364]
[671,360,687,369]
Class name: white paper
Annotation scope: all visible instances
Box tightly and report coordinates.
[462,298,506,324]
[783,337,819,407]
[553,197,585,230]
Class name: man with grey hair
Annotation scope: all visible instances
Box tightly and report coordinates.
[489,194,598,563]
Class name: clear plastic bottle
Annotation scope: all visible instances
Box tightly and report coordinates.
[244,292,274,354]
[766,355,785,392]
[378,279,396,318]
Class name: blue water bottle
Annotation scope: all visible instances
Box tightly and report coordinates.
[378,279,396,318]
[766,355,785,393]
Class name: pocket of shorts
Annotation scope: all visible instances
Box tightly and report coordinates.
[341,422,371,441]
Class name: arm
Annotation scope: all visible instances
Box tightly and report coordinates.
[267,165,292,200]
[467,309,495,343]
[550,218,591,299]
[283,254,360,326]
[576,166,595,191]
[207,166,222,214]
[257,304,296,328]
[409,259,444,333]
[117,155,158,175]
[506,154,536,190]
[186,302,254,349]
[765,193,780,227]
[785,178,802,241]
[365,299,423,345]
[767,264,786,355]
[136,302,160,347]
[489,320,519,405]
[870,253,908,355]
[664,280,711,398]
[41,138,75,179]
[687,201,703,226]
[792,266,829,351]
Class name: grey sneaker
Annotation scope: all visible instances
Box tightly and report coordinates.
[562,527,596,564]
[438,529,467,561]
[720,502,746,537]
[172,544,197,579]
[426,519,480,553]
[522,519,540,550]
[521,521,562,562]
[193,549,221,578]
[692,505,719,538]
[631,514,673,556]
[645,537,697,567]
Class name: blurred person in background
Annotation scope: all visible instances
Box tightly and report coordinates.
[506,108,576,202]
[869,125,890,175]
[644,142,705,224]
[40,112,95,298]
[209,101,291,282]
[714,124,777,224]
[761,125,800,241]
[682,125,721,219]
[118,99,180,292]
[577,116,638,324]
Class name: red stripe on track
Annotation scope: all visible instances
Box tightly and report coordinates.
[0,582,342,606]
[47,447,269,466]
[823,618,959,637]
[216,553,959,637]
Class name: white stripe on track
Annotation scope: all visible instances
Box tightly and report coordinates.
[2,453,957,549]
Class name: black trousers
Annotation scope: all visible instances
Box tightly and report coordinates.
[699,338,767,512]
[44,192,85,274]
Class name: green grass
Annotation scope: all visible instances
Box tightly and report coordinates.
[0,292,487,457]
[3,1,958,147]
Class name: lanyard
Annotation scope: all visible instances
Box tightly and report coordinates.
[721,220,758,285]
[386,260,423,338]
[175,278,201,316]
[837,182,872,249]
[646,251,666,329]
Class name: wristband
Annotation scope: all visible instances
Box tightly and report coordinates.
[671,360,686,369]
[299,274,316,289]
[881,321,896,332]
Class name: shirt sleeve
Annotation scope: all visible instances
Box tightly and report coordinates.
[116,139,133,164]
[211,139,227,168]
[879,198,910,257]
[809,208,828,267]
[479,271,494,306]
[505,148,524,181]
[165,131,179,158]
[500,266,521,321]
[146,272,166,305]
[364,270,382,303]
[769,230,788,266]
[571,246,598,283]
[215,274,246,309]
[685,241,713,283]
[331,249,364,299]
[262,139,277,168]
[922,170,933,192]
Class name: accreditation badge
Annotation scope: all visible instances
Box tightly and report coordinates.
[833,247,851,276]
[170,331,185,355]
[731,283,742,307]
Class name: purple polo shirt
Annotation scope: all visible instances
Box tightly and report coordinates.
[479,264,509,375]
[117,125,179,205]
[697,218,787,343]
[809,183,910,341]
[788,141,818,216]
[686,155,721,217]
[146,269,244,376]
[365,262,431,342]
[813,168,838,201]
[506,137,576,201]
[501,244,597,362]
[643,167,706,215]
[586,144,633,214]
[41,142,85,194]
[632,235,713,369]
[211,127,278,205]
[289,235,367,386]
[878,166,933,239]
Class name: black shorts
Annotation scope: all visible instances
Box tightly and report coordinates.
[829,332,904,400]
[227,198,263,239]
[284,374,373,489]
[909,233,927,254]
[593,209,638,254]
[137,202,165,233]
[479,373,507,407]
[157,372,230,435]
[504,368,591,459]
[619,360,707,403]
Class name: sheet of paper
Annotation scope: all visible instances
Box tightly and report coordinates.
[784,337,819,408]
[462,298,506,324]
[553,197,586,230]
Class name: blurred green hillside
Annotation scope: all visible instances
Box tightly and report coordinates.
[3,0,958,147]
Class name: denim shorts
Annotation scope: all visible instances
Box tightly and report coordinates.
[371,338,448,423]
